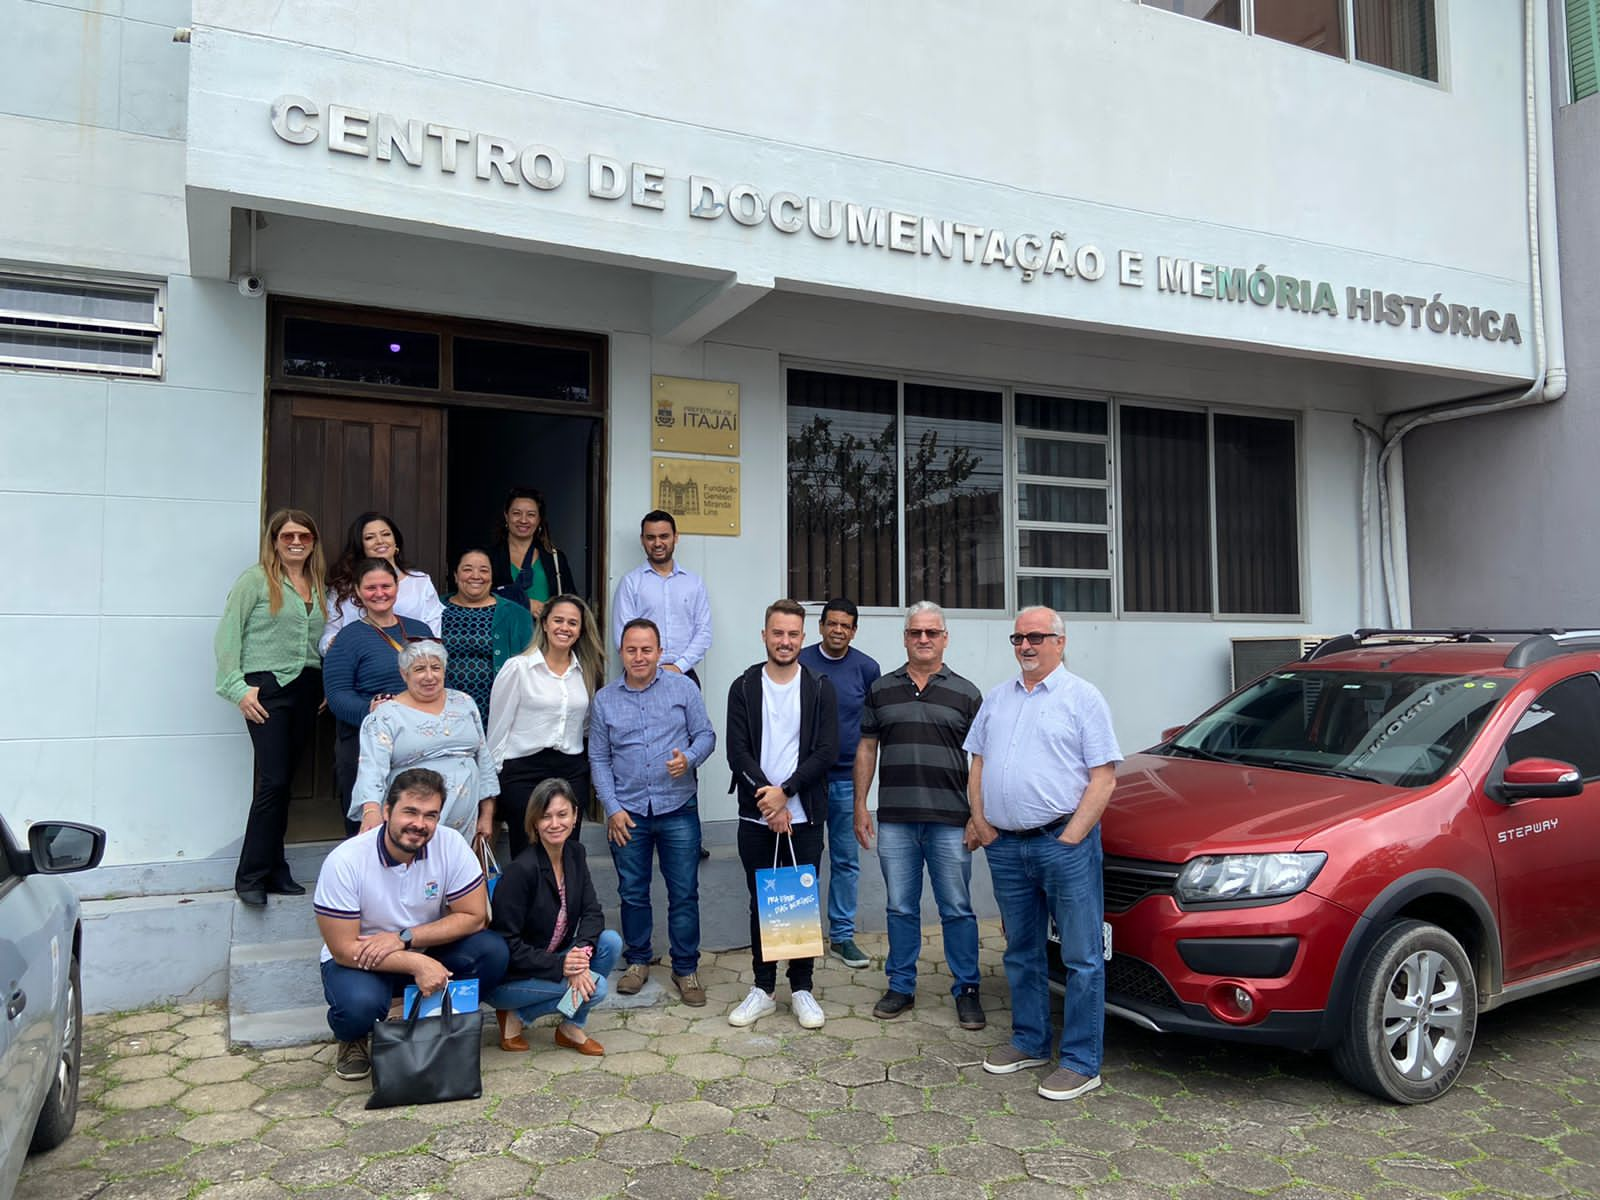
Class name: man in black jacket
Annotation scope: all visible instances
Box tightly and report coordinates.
[725,598,839,1029]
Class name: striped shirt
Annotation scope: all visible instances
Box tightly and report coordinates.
[860,664,983,826]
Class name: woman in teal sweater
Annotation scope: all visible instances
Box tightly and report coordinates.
[442,547,534,724]
[214,508,327,907]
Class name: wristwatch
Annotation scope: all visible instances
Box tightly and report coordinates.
[398,928,413,947]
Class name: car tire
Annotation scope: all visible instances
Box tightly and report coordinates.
[29,952,81,1153]
[1332,919,1477,1104]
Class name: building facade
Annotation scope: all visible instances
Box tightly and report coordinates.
[0,0,1566,1008]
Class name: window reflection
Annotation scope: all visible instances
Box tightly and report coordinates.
[1255,0,1346,58]
[904,383,1004,611]
[1142,0,1242,29]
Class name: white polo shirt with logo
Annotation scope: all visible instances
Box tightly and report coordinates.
[313,825,484,964]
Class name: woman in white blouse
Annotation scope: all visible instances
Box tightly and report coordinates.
[487,593,605,856]
[320,511,443,653]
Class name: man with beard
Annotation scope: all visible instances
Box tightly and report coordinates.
[725,599,838,1030]
[313,767,508,1082]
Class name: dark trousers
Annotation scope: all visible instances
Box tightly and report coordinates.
[498,749,589,858]
[738,818,825,994]
[334,721,361,838]
[320,930,509,1043]
[236,668,321,891]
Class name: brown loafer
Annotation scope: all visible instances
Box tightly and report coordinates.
[496,1010,529,1053]
[553,1024,604,1056]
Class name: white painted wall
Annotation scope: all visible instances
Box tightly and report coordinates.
[0,0,1545,871]
[184,0,1538,383]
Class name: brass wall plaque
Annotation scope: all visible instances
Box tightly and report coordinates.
[652,375,740,456]
[653,457,740,536]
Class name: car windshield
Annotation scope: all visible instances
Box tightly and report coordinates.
[1166,670,1507,787]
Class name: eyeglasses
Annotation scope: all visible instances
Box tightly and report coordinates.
[904,629,946,640]
[1008,632,1062,646]
[277,531,314,543]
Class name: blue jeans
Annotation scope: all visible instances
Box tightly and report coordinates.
[607,803,702,975]
[320,930,509,1043]
[877,821,980,996]
[824,779,859,941]
[984,827,1105,1076]
[483,930,622,1028]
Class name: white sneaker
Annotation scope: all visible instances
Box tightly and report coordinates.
[728,986,777,1027]
[791,989,826,1030]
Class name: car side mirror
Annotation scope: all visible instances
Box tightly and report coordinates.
[1491,757,1584,804]
[1160,724,1186,743]
[27,821,107,874]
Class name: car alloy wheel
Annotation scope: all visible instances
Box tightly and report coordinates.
[1332,919,1477,1104]
[29,953,82,1152]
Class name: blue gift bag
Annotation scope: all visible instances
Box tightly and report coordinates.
[401,977,479,1019]
[755,835,824,962]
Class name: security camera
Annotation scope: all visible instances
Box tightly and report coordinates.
[235,274,265,298]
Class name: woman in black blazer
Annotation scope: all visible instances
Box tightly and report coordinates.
[483,778,620,1055]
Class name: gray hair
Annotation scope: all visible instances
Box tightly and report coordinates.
[1016,605,1066,638]
[396,639,448,675]
[905,600,946,628]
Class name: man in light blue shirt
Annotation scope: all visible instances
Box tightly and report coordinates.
[964,606,1122,1103]
[611,510,713,684]
[591,617,717,1006]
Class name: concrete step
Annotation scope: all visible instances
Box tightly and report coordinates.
[228,938,326,1014]
[231,891,322,941]
[229,1004,334,1049]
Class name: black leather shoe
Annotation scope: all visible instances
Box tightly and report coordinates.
[236,888,268,908]
[267,878,306,896]
[872,989,916,1019]
[955,988,987,1031]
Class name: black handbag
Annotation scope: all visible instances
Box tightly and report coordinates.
[366,986,483,1110]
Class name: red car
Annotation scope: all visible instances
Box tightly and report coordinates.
[1095,629,1600,1103]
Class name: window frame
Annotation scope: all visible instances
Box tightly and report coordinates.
[0,267,166,379]
[782,360,1306,622]
[1140,0,1446,88]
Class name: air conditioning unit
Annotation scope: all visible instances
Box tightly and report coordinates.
[1230,636,1334,689]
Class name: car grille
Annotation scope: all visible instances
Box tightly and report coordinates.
[1107,954,1182,1010]
[1103,856,1181,913]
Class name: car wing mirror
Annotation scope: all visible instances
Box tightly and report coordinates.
[1491,757,1584,804]
[1160,724,1186,743]
[27,821,107,874]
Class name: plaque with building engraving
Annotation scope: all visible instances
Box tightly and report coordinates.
[652,457,739,536]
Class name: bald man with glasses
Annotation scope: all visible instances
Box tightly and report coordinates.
[963,606,1122,1102]
[852,601,984,1029]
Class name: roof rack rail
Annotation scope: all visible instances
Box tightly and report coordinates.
[1306,628,1566,662]
[1505,632,1600,668]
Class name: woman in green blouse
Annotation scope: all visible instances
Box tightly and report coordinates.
[215,508,327,907]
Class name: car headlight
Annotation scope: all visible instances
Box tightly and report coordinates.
[1175,852,1327,905]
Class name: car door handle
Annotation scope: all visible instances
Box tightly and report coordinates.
[6,988,24,1020]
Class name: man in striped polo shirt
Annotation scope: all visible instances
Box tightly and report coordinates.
[852,601,986,1029]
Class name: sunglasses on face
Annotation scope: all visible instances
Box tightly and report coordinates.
[278,531,314,543]
[1008,632,1061,646]
[904,629,946,640]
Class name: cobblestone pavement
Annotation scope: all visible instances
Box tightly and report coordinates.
[19,920,1600,1200]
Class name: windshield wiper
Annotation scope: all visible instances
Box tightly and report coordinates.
[1228,755,1383,783]
[1165,743,1238,764]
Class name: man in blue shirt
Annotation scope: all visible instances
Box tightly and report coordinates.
[590,618,717,1006]
[797,597,880,969]
[611,511,713,685]
[964,606,1123,1103]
